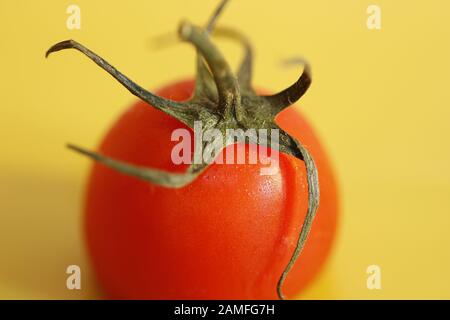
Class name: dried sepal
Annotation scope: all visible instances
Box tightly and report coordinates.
[67,144,210,188]
[274,128,319,299]
[46,40,201,127]
[262,60,312,115]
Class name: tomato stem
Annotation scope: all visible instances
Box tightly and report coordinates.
[179,21,242,121]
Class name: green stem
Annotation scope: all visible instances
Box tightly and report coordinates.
[178,21,242,120]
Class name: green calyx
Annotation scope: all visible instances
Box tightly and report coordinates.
[46,0,319,300]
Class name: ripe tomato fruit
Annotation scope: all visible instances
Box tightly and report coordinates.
[84,79,338,299]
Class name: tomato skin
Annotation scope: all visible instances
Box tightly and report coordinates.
[84,79,338,299]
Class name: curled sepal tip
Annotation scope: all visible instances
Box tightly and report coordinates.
[263,60,312,116]
[46,40,72,58]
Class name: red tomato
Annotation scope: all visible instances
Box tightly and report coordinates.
[84,79,338,299]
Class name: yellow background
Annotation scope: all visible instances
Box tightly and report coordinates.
[1,0,449,299]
